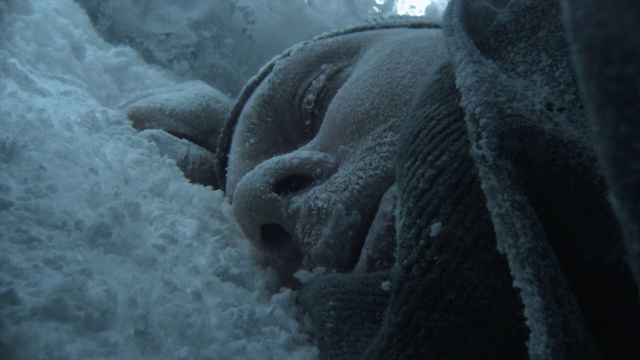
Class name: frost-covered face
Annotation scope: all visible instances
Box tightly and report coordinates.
[227,27,447,277]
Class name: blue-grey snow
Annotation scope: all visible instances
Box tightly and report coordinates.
[0,1,320,358]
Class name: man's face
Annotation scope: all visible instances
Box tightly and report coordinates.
[226,27,447,277]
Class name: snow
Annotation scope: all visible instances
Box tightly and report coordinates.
[429,221,442,237]
[74,0,410,96]
[0,0,449,358]
[380,280,392,291]
[0,1,317,358]
[74,0,448,96]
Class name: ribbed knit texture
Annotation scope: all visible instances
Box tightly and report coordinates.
[365,62,528,359]
[298,271,391,360]
[280,1,640,358]
[445,0,639,357]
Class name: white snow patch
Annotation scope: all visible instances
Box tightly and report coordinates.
[381,280,392,291]
[429,221,443,237]
[0,1,317,359]
[293,267,327,285]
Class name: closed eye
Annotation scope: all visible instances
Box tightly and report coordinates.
[295,63,352,138]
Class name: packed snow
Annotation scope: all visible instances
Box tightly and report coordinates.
[74,0,448,95]
[0,1,318,358]
[0,0,446,359]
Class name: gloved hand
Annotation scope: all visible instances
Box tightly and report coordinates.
[123,80,231,188]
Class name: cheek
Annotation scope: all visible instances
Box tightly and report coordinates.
[309,79,404,161]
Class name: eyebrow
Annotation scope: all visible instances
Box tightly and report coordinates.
[215,18,442,191]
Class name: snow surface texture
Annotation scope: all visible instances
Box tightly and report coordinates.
[74,0,396,96]
[74,0,448,96]
[0,1,318,359]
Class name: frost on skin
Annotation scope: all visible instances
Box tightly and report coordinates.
[124,80,231,187]
[124,80,231,151]
[139,129,219,187]
[227,27,449,280]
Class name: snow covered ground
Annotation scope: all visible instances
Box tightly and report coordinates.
[74,0,447,95]
[0,1,318,358]
[0,0,445,358]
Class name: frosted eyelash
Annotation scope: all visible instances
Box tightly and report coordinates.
[301,64,333,125]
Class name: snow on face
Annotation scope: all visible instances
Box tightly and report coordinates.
[227,28,448,277]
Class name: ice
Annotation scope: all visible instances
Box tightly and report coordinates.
[380,280,392,291]
[0,1,318,358]
[429,221,442,237]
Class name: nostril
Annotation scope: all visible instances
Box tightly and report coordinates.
[260,223,293,250]
[271,174,314,196]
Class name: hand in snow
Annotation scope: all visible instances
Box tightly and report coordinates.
[225,27,448,280]
[123,80,232,187]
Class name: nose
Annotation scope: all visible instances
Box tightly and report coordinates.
[231,151,338,266]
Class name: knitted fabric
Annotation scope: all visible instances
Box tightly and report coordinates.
[365,62,528,359]
[300,0,640,358]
